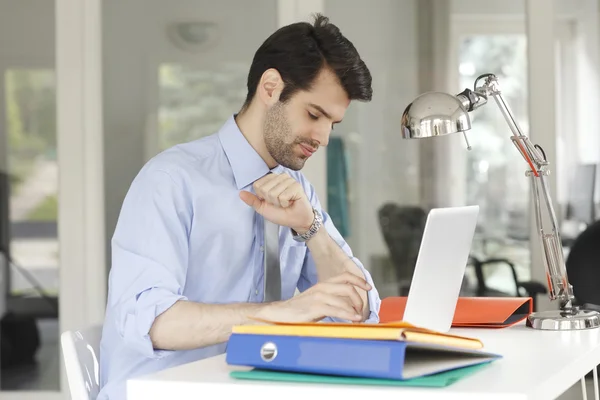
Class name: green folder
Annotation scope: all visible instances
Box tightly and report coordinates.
[230,362,490,388]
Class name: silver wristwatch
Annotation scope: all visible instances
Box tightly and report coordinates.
[291,208,323,242]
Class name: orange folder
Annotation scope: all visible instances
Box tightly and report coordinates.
[244,317,484,349]
[379,296,533,328]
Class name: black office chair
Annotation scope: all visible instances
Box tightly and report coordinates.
[467,255,547,311]
[566,220,600,379]
[378,204,472,296]
[566,219,600,309]
[378,203,547,304]
[469,203,547,310]
[377,204,426,287]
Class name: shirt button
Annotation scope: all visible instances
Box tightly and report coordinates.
[255,289,259,295]
[259,245,264,252]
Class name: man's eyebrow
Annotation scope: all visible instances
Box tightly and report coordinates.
[308,103,342,123]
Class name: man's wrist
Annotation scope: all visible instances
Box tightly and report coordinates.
[291,208,323,242]
[293,213,315,235]
[253,300,286,322]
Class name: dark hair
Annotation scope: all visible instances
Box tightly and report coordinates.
[242,13,372,109]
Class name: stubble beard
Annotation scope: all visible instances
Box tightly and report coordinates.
[263,102,308,171]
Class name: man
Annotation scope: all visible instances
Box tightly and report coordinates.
[98,13,380,400]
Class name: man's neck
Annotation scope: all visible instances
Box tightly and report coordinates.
[235,104,278,168]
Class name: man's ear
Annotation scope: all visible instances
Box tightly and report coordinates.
[257,68,283,107]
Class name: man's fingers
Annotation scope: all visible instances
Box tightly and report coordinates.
[278,184,303,208]
[254,173,289,207]
[253,173,302,209]
[239,191,264,213]
[317,292,357,315]
[313,303,362,322]
[266,178,291,207]
[255,174,283,195]
[253,172,279,189]
[327,271,372,291]
[318,283,363,314]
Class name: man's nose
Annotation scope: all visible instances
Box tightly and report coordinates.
[311,126,330,147]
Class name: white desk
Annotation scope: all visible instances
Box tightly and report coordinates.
[127,323,600,400]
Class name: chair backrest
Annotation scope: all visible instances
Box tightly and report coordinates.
[566,220,600,307]
[61,325,102,400]
[378,203,427,282]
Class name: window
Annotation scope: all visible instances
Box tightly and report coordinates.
[158,63,248,152]
[5,69,58,298]
[458,35,532,292]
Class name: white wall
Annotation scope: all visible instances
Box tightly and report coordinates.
[4,0,598,280]
[102,0,278,265]
[452,0,587,18]
[101,0,422,273]
[0,0,54,61]
[0,0,54,328]
[324,0,420,265]
[572,0,600,165]
[451,0,600,201]
[321,0,600,270]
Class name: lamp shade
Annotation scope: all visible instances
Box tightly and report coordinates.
[400,92,471,139]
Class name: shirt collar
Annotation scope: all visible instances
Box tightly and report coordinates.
[218,114,283,190]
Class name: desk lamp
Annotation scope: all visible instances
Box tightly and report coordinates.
[400,73,600,330]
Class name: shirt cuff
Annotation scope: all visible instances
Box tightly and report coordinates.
[322,257,381,324]
[354,257,381,324]
[122,287,187,359]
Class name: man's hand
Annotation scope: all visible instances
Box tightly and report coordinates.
[255,272,373,323]
[240,173,314,233]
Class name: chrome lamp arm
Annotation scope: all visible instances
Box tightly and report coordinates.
[400,73,600,330]
[457,74,574,311]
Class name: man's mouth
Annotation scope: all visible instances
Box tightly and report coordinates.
[299,143,316,157]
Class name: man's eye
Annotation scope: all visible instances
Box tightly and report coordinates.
[308,112,319,120]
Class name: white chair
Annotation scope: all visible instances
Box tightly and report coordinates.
[61,325,103,400]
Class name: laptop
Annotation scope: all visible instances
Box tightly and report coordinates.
[402,205,480,333]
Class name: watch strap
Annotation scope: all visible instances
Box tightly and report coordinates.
[292,208,323,242]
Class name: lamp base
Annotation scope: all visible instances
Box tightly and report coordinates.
[527,309,600,330]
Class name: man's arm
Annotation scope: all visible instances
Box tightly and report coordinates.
[239,172,381,323]
[108,167,201,359]
[304,226,371,319]
[109,169,272,355]
[111,167,373,359]
[149,269,374,350]
[148,300,265,350]
[295,179,381,323]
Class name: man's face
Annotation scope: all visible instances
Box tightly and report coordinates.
[263,68,350,170]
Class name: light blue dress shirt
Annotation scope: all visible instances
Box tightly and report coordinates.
[97,115,381,400]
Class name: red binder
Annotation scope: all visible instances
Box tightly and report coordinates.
[379,296,533,328]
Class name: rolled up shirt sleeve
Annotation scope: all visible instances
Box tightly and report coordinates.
[107,166,192,359]
[296,178,381,324]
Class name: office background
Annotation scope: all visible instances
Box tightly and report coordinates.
[0,0,599,399]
